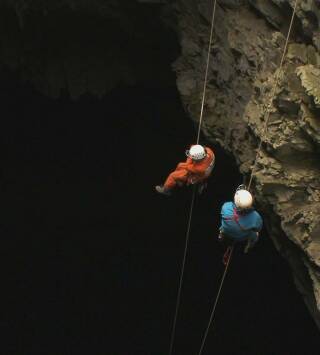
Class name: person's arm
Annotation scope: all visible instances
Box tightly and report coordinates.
[185,150,213,174]
[254,213,263,232]
[250,213,263,233]
[184,163,203,174]
[244,214,262,253]
[177,157,192,169]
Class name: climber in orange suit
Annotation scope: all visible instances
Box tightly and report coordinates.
[155,144,215,196]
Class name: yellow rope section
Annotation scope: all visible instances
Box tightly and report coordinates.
[248,0,299,190]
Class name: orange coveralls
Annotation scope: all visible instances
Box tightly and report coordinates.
[164,147,215,190]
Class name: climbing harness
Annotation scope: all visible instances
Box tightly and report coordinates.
[168,1,218,354]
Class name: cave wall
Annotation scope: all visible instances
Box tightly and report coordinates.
[170,0,320,327]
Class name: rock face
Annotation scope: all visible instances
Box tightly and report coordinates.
[171,0,320,327]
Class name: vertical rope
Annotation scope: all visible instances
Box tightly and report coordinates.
[197,245,234,355]
[169,186,197,355]
[192,2,298,355]
[247,0,299,190]
[196,0,218,144]
[169,1,218,353]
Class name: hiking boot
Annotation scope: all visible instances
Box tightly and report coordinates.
[155,185,171,196]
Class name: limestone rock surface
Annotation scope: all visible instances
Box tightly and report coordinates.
[172,0,320,328]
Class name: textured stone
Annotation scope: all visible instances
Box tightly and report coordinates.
[274,94,300,114]
[297,64,320,106]
[299,104,320,145]
[314,31,320,51]
[287,43,308,64]
[248,0,283,29]
[173,0,320,328]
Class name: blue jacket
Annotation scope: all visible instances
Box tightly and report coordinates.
[220,202,263,243]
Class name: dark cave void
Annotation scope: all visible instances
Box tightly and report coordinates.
[2,78,320,355]
[0,3,179,98]
[1,3,319,354]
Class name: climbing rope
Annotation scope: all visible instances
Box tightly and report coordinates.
[196,0,218,144]
[169,1,218,354]
[197,245,234,355]
[196,1,299,353]
[168,186,196,355]
[248,0,299,190]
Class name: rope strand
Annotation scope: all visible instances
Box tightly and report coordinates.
[196,3,299,352]
[197,245,234,355]
[196,2,299,354]
[169,187,196,355]
[196,0,218,144]
[169,1,218,353]
[248,0,299,190]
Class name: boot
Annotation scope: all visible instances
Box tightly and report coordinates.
[155,185,172,196]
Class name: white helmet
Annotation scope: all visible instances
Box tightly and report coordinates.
[186,145,206,161]
[234,189,253,210]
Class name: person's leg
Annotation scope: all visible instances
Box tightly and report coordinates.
[163,169,188,190]
[155,168,188,195]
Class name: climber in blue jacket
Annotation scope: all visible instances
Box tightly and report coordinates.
[219,185,263,253]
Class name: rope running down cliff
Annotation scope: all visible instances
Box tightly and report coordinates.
[196,2,300,354]
[198,245,234,355]
[168,1,218,355]
[248,0,299,190]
